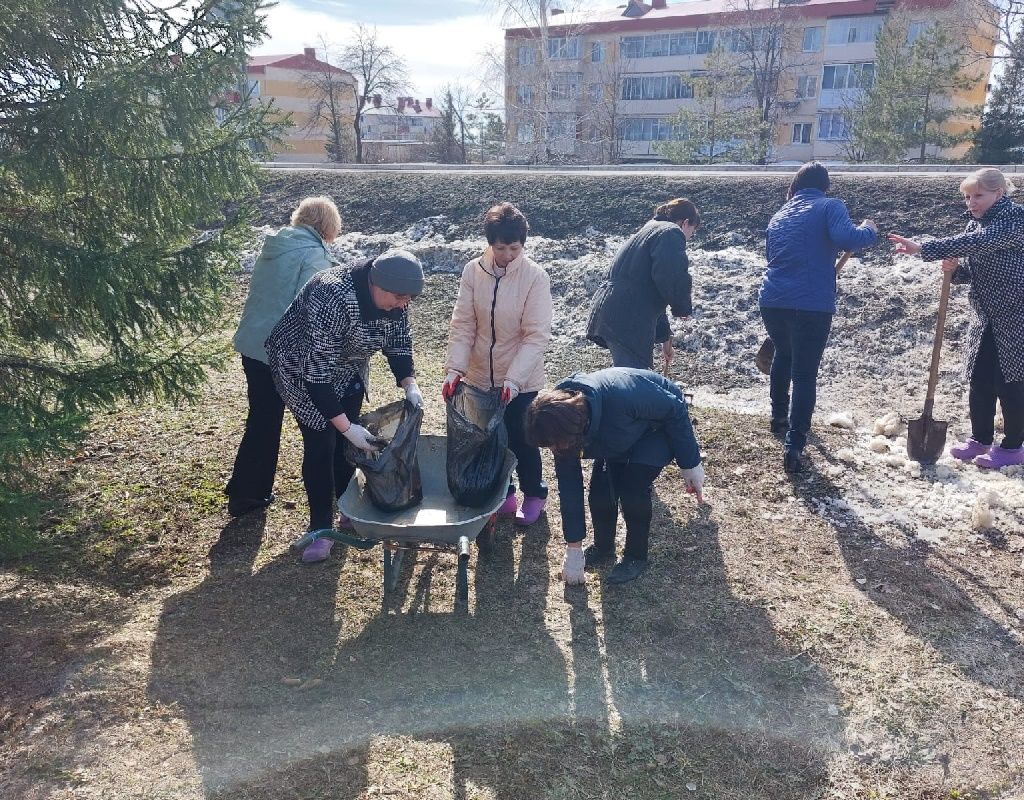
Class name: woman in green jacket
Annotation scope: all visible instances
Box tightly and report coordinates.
[225,196,341,517]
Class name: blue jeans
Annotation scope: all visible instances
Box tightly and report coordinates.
[759,306,833,452]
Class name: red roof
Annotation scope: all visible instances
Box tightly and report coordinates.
[247,53,353,77]
[505,0,954,37]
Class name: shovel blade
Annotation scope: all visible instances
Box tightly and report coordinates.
[756,338,775,375]
[906,413,948,464]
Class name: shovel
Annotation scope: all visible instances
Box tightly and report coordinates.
[756,251,853,375]
[907,268,953,464]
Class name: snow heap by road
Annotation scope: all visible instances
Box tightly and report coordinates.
[238,218,1023,548]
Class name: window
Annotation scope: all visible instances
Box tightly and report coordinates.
[621,75,693,101]
[908,21,930,44]
[644,34,670,57]
[549,36,581,60]
[516,85,534,106]
[817,111,849,140]
[592,41,605,62]
[621,36,643,58]
[516,122,534,143]
[727,27,767,52]
[827,16,884,45]
[792,123,812,144]
[545,113,576,137]
[822,62,874,90]
[696,30,716,54]
[670,31,697,55]
[802,26,823,52]
[619,117,677,141]
[589,83,603,103]
[550,72,582,100]
[796,75,817,99]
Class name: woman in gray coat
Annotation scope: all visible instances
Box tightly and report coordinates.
[890,168,1024,469]
[226,197,341,517]
[587,198,700,371]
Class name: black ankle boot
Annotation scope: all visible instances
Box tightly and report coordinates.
[770,418,788,436]
[783,449,803,474]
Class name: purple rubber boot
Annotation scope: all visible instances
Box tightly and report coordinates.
[301,537,334,564]
[950,438,990,461]
[497,491,517,518]
[515,496,546,527]
[974,445,1024,470]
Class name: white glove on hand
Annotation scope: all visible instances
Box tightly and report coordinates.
[404,381,424,409]
[561,546,585,585]
[681,463,705,503]
[342,422,383,453]
[501,380,520,405]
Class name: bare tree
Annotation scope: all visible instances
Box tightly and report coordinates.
[339,24,409,163]
[300,38,356,162]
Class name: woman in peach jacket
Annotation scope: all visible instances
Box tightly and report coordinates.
[443,203,553,526]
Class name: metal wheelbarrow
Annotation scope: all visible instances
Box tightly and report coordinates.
[291,435,517,604]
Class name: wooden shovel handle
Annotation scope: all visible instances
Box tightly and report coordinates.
[923,269,953,416]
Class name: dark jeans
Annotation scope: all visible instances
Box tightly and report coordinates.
[297,391,364,531]
[588,460,663,561]
[504,390,548,499]
[607,338,654,370]
[226,356,285,502]
[970,326,1024,449]
[760,306,833,452]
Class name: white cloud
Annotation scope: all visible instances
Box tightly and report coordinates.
[254,2,505,100]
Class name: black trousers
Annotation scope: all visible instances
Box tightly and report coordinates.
[504,390,548,499]
[588,460,663,561]
[297,391,364,531]
[226,356,285,502]
[970,326,1024,449]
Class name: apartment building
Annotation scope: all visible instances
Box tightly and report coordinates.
[247,49,357,161]
[504,0,994,162]
[359,95,443,163]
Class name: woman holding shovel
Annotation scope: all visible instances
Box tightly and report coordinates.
[889,168,1024,469]
[760,162,878,474]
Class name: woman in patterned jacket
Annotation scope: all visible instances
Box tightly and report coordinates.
[889,168,1024,469]
[265,249,425,563]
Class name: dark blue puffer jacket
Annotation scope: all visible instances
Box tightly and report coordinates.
[759,189,877,313]
[551,367,701,544]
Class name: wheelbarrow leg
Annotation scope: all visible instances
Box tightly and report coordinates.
[476,513,497,555]
[455,535,471,605]
[383,544,405,594]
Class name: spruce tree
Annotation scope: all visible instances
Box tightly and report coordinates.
[970,38,1024,163]
[0,0,280,545]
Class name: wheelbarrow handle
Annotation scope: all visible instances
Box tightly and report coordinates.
[289,528,378,552]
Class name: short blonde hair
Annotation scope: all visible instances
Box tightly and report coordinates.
[290,196,342,241]
[960,167,1017,196]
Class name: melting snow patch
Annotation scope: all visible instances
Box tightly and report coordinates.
[828,412,856,429]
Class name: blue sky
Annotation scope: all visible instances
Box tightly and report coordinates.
[254,0,507,99]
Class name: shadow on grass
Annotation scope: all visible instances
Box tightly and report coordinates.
[793,462,1024,702]
[147,484,842,799]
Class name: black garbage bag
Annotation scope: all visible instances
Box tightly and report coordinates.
[446,382,508,507]
[346,399,424,512]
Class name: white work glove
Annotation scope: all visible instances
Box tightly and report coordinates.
[441,370,462,402]
[681,463,705,504]
[342,422,383,453]
[561,546,585,585]
[501,380,520,405]
[404,380,423,409]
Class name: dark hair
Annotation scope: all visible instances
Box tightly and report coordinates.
[788,161,830,199]
[653,197,701,226]
[483,202,529,245]
[524,389,590,452]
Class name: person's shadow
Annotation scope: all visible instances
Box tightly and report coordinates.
[794,459,1024,702]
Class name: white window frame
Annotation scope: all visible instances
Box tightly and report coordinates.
[548,36,581,60]
[792,122,812,144]
[796,75,818,99]
[516,85,534,106]
[802,26,823,52]
[822,62,874,90]
[827,16,884,46]
[817,111,849,141]
[517,44,535,66]
[549,72,582,101]
[592,41,605,62]
[516,122,535,143]
[696,30,716,54]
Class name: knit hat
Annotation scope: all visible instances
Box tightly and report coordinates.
[370,249,424,296]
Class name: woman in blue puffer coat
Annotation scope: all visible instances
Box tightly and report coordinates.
[760,162,877,473]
